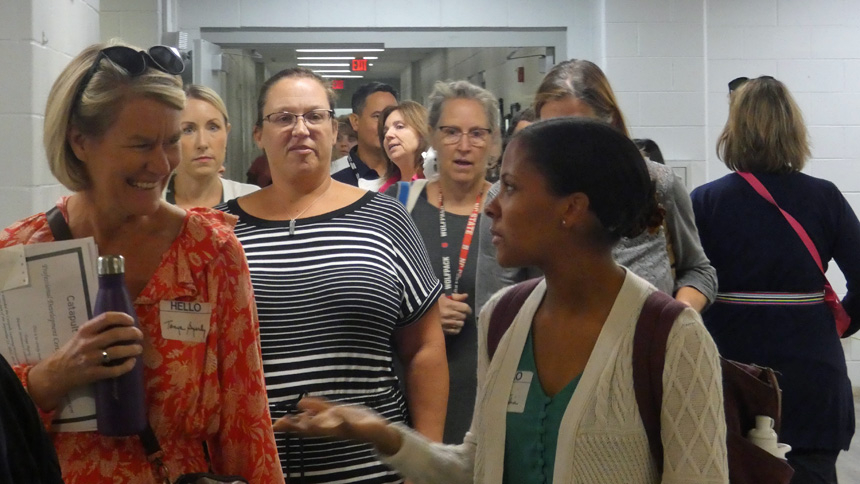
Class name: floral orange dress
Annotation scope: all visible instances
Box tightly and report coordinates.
[0,198,283,484]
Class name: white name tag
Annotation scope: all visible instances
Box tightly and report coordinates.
[507,370,533,413]
[159,300,211,343]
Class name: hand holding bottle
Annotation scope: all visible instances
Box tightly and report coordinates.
[26,311,143,412]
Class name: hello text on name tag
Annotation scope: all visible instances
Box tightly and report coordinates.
[159,300,211,343]
[507,370,533,413]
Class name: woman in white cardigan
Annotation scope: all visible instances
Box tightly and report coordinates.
[275,117,728,484]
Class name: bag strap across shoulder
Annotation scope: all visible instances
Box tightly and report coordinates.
[45,206,73,241]
[405,179,428,213]
[486,278,543,359]
[736,172,825,272]
[631,290,687,474]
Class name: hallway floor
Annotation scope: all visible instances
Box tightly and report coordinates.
[835,394,860,483]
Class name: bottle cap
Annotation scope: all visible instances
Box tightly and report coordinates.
[97,255,125,275]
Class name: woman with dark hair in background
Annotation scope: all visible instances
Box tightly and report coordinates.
[219,67,448,483]
[477,59,716,315]
[275,117,728,484]
[692,76,860,484]
[378,100,430,192]
[385,81,497,444]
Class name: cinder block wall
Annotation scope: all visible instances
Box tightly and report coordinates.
[601,0,860,389]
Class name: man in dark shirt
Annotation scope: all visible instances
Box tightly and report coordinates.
[331,82,398,190]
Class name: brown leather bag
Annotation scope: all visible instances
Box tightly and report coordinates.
[632,290,794,484]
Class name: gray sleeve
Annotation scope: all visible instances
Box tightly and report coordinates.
[475,182,528,315]
[662,173,718,305]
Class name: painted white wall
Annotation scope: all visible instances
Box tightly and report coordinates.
[100,0,160,47]
[598,0,860,384]
[174,0,602,61]
[0,0,100,229]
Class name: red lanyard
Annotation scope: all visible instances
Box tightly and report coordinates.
[438,190,482,295]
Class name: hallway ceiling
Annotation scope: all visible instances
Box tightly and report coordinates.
[247,45,436,81]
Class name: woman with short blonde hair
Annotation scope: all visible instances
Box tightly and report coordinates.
[693,76,860,483]
[717,78,810,173]
[5,41,281,483]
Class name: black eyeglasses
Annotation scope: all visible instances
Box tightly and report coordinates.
[72,45,185,112]
[728,75,775,94]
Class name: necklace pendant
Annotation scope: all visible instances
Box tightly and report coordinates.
[289,219,296,236]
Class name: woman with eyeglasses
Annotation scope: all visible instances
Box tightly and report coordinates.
[692,77,860,484]
[383,81,495,445]
[164,84,259,209]
[0,42,281,483]
[377,101,430,192]
[217,67,448,483]
[274,117,728,484]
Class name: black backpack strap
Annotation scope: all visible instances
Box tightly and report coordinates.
[45,206,73,241]
[631,290,687,475]
[486,278,542,359]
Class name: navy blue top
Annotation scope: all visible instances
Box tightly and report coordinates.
[691,171,860,450]
[331,146,380,186]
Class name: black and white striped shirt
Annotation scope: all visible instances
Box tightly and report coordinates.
[221,192,442,483]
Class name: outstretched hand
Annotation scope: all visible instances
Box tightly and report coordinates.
[273,397,404,456]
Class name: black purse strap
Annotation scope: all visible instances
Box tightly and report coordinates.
[141,424,220,483]
[45,206,73,241]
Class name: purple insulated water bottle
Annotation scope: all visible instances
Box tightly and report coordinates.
[94,255,147,436]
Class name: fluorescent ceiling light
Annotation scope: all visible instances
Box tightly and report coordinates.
[321,75,365,78]
[296,48,384,53]
[297,56,379,60]
[312,70,352,73]
[297,63,350,67]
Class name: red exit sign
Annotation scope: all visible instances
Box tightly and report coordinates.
[331,80,344,90]
[351,58,368,72]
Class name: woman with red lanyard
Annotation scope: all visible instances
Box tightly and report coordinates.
[386,80,497,444]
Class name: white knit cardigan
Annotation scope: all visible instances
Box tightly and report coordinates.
[384,271,729,484]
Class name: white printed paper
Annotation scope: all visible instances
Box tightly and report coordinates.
[0,245,27,291]
[0,238,99,432]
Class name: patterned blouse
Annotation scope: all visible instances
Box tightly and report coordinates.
[0,198,283,484]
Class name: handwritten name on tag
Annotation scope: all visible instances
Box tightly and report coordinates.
[159,300,211,343]
[507,370,533,414]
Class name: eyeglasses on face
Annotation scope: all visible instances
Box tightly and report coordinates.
[438,126,492,147]
[72,45,184,112]
[263,109,335,128]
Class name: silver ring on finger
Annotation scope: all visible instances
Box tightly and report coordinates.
[101,350,111,365]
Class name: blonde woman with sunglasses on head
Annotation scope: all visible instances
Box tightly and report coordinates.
[0,42,281,483]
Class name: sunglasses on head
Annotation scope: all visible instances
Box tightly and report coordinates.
[728,75,776,93]
[72,45,185,111]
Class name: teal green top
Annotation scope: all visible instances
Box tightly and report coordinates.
[503,329,581,484]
